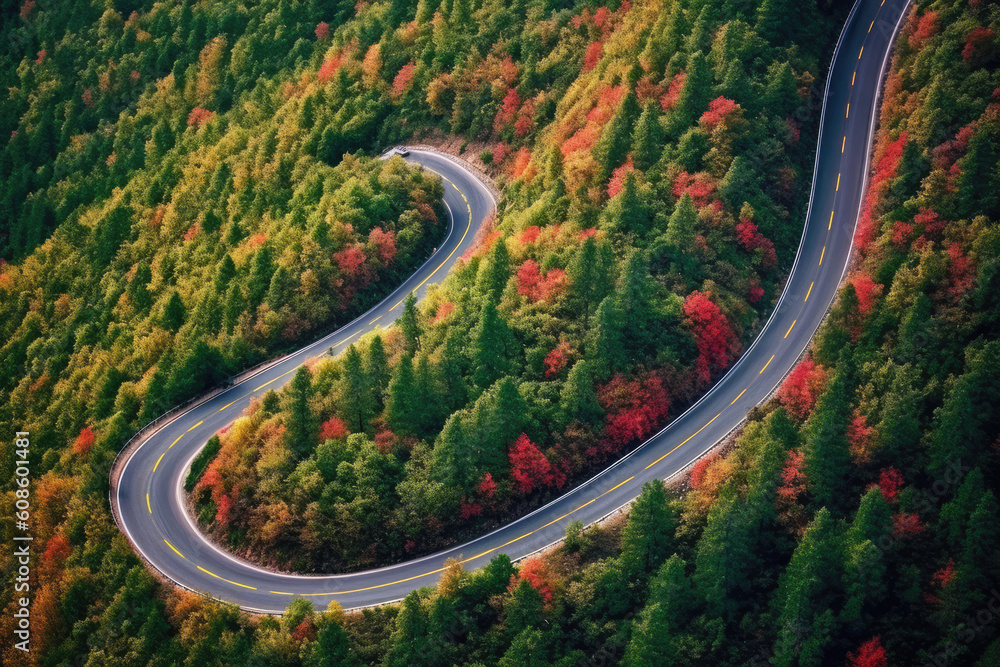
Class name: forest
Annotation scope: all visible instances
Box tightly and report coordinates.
[1,0,998,664]
[183,0,847,570]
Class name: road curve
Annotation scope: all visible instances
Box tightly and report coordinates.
[113,0,911,614]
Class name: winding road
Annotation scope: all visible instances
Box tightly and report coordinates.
[112,0,912,614]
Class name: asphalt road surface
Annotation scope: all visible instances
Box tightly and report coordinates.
[113,0,912,613]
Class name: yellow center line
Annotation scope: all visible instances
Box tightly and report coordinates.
[253,366,298,392]
[154,452,165,472]
[270,591,293,595]
[187,420,203,432]
[730,388,747,405]
[164,539,185,559]
[869,20,874,33]
[168,434,184,449]
[829,210,835,230]
[852,71,856,86]
[784,320,797,339]
[369,315,382,325]
[842,136,846,153]
[846,103,850,118]
[836,174,841,191]
[760,355,775,374]
[147,493,151,514]
[220,400,238,411]
[297,475,638,597]
[645,413,722,470]
[819,246,826,266]
[197,566,257,590]
[805,281,814,302]
[858,46,864,59]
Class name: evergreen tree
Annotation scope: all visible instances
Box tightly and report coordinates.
[367,335,390,409]
[342,344,375,432]
[557,360,602,428]
[478,239,511,303]
[387,354,417,435]
[384,592,430,667]
[399,292,422,356]
[567,237,613,330]
[284,367,319,457]
[163,291,186,332]
[619,480,675,583]
[663,193,698,248]
[587,296,624,379]
[266,265,295,310]
[472,299,516,390]
[604,172,652,236]
[631,101,664,172]
[593,89,641,181]
[802,355,855,511]
[772,508,842,667]
[621,555,693,667]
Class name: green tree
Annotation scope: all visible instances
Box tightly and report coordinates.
[342,344,376,432]
[631,101,664,171]
[399,292,422,356]
[594,89,641,181]
[163,291,186,332]
[471,299,516,390]
[557,360,603,428]
[284,367,319,457]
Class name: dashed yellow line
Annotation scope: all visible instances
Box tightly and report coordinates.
[819,246,826,266]
[869,20,874,33]
[842,136,846,153]
[785,320,797,339]
[197,566,257,590]
[846,103,850,118]
[269,591,294,595]
[836,174,841,191]
[187,420,203,432]
[805,282,814,302]
[297,474,638,596]
[369,315,382,325]
[253,367,298,392]
[147,493,152,514]
[760,355,775,374]
[858,46,864,59]
[154,452,165,472]
[852,71,857,86]
[164,539,185,559]
[168,434,184,449]
[730,388,747,405]
[829,210,835,230]
[645,413,722,470]
[220,400,238,411]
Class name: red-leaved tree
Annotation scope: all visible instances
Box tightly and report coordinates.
[848,636,888,667]
[509,434,557,494]
[776,357,829,420]
[683,291,736,387]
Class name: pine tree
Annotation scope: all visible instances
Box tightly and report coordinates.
[604,172,651,236]
[472,299,516,390]
[619,480,675,583]
[586,296,624,380]
[130,262,153,311]
[567,237,613,330]
[284,367,319,457]
[367,335,390,409]
[266,265,295,310]
[248,245,274,304]
[772,508,842,667]
[163,291,186,332]
[342,344,375,432]
[214,254,237,292]
[632,102,664,172]
[399,292,422,356]
[803,355,855,511]
[557,360,603,428]
[621,555,692,667]
[384,592,430,667]
[440,329,468,411]
[431,412,469,490]
[663,193,698,248]
[388,354,417,435]
[766,61,800,117]
[466,377,528,475]
[593,89,641,181]
[693,486,754,618]
[505,579,544,637]
[478,240,511,303]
